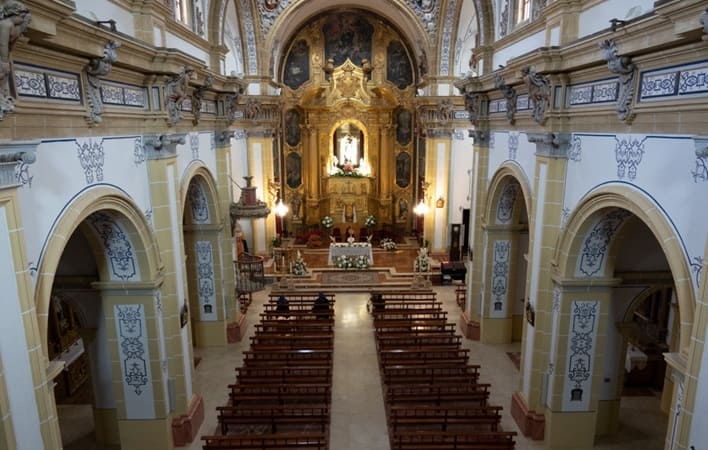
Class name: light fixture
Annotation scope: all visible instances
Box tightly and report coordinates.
[435,196,445,208]
[274,198,289,217]
[413,199,429,216]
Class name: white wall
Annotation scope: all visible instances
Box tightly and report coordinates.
[578,0,654,38]
[449,130,474,225]
[73,0,136,37]
[493,30,546,69]
[689,323,708,447]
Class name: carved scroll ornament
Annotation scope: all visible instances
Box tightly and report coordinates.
[494,73,517,125]
[85,40,121,125]
[0,1,31,121]
[165,66,194,127]
[599,39,636,123]
[522,66,550,125]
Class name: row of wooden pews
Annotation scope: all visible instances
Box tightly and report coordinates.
[202,293,336,450]
[371,290,516,450]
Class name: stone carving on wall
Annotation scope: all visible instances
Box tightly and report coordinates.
[165,66,194,126]
[692,136,708,182]
[463,90,483,127]
[600,39,636,123]
[0,1,31,121]
[222,89,243,125]
[499,0,509,37]
[191,74,213,126]
[532,0,547,20]
[85,40,121,125]
[494,73,517,124]
[522,66,550,125]
[701,7,708,37]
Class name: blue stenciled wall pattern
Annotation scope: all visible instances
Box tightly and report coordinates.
[88,212,138,280]
[508,132,519,160]
[490,240,510,318]
[190,133,200,160]
[196,241,217,321]
[76,139,105,183]
[115,305,150,395]
[187,181,210,224]
[614,136,647,180]
[563,300,599,411]
[568,135,582,162]
[577,209,630,277]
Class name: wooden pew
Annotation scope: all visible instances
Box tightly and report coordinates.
[257,319,335,333]
[373,318,451,331]
[217,405,330,434]
[388,405,503,432]
[260,310,335,320]
[235,366,331,384]
[242,349,333,367]
[390,431,516,450]
[202,432,328,449]
[382,364,480,386]
[385,383,491,407]
[376,334,464,349]
[373,309,447,320]
[378,348,470,366]
[228,383,332,406]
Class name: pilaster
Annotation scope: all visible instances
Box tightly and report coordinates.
[245,129,276,254]
[423,129,451,254]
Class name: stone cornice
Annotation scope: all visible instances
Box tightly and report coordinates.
[143,133,186,159]
[527,132,571,158]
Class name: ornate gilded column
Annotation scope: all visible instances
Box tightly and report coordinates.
[379,123,394,206]
[305,124,320,222]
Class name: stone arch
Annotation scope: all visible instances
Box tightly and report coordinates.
[553,184,695,354]
[34,186,161,355]
[180,163,222,226]
[484,162,532,228]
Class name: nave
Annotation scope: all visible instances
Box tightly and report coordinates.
[186,287,667,450]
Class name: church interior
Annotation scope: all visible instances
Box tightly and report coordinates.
[0,0,707,449]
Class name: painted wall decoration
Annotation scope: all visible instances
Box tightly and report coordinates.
[241,0,259,75]
[405,0,439,41]
[190,133,200,160]
[692,150,707,183]
[396,108,412,145]
[496,183,518,224]
[439,0,456,76]
[639,61,708,101]
[88,212,138,280]
[14,64,82,102]
[490,240,510,318]
[568,135,582,162]
[285,108,302,147]
[690,256,704,287]
[283,40,310,90]
[134,136,146,166]
[508,132,519,160]
[323,14,373,67]
[396,152,411,188]
[187,181,210,224]
[196,241,217,321]
[286,152,302,189]
[76,138,105,184]
[257,0,290,36]
[566,79,618,107]
[14,160,32,187]
[386,40,413,89]
[577,209,630,277]
[614,136,647,180]
[563,300,599,411]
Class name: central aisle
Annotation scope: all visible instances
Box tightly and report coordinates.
[329,292,390,450]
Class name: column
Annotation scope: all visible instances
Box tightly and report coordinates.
[511,132,570,439]
[379,123,393,205]
[93,281,173,450]
[246,130,275,254]
[462,130,490,340]
[144,134,200,430]
[543,282,616,448]
[305,125,320,223]
[215,131,243,342]
[0,142,60,449]
[423,129,451,254]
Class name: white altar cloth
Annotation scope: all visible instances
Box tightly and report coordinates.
[327,243,374,265]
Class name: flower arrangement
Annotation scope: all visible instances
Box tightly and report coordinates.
[364,214,376,228]
[332,165,365,177]
[380,237,397,251]
[414,247,430,273]
[271,234,282,249]
[290,250,308,276]
[321,215,334,229]
[335,255,370,270]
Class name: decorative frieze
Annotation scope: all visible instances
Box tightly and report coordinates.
[14,64,81,102]
[0,2,31,121]
[494,73,517,124]
[563,300,600,411]
[85,40,121,125]
[639,61,708,101]
[600,39,636,123]
[100,81,147,108]
[566,78,618,106]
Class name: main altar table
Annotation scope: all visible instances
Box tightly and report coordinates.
[328,243,374,265]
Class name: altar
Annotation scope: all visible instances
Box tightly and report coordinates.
[327,242,374,265]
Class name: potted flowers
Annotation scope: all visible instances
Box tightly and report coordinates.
[335,255,370,270]
[379,237,397,251]
[414,247,430,273]
[364,214,376,228]
[290,250,308,276]
[321,215,334,229]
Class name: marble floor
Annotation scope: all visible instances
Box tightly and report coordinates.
[59,285,669,450]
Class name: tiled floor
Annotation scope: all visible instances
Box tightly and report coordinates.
[60,285,668,450]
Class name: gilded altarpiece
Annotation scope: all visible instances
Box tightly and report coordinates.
[278,10,418,234]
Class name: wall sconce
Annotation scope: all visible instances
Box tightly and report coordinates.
[435,197,445,208]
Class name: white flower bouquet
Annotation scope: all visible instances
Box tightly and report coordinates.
[335,255,371,269]
[414,247,430,272]
[335,254,353,269]
[379,237,397,251]
[364,214,376,228]
[290,250,308,276]
[321,215,334,229]
[354,255,371,269]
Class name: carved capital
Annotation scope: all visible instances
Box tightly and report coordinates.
[0,140,40,189]
[494,73,517,125]
[427,129,453,139]
[246,129,275,139]
[527,132,571,158]
[216,130,235,145]
[143,134,186,159]
[599,39,636,123]
[522,66,550,125]
[85,40,121,126]
[471,130,489,145]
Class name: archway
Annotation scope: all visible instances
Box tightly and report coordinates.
[479,164,531,343]
[546,185,695,449]
[181,166,229,347]
[34,188,168,450]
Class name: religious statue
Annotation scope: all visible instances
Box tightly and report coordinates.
[165,66,194,126]
[0,1,31,120]
[289,191,302,219]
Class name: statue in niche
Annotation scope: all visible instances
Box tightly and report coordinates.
[0,1,31,120]
[289,191,302,219]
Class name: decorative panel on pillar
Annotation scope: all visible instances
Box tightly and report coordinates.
[489,240,510,318]
[114,304,155,419]
[562,300,600,411]
[195,241,217,321]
